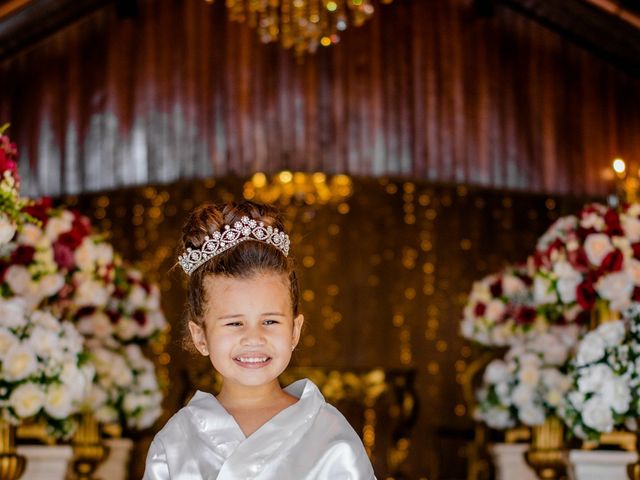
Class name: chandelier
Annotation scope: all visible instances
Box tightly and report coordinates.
[204,0,394,55]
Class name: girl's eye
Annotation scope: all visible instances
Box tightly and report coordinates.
[225,322,242,327]
[264,319,279,325]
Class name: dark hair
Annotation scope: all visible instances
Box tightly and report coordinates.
[181,201,300,331]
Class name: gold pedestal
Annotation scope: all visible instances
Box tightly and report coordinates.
[71,413,108,480]
[0,421,26,480]
[628,424,640,480]
[525,417,567,479]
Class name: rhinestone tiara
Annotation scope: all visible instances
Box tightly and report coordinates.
[178,216,290,275]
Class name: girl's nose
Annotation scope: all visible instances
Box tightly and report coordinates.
[240,325,266,346]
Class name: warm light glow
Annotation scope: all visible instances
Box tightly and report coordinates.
[326,1,338,11]
[613,158,626,174]
[251,172,267,188]
[320,36,332,47]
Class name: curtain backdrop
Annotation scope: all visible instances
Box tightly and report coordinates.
[1,0,638,196]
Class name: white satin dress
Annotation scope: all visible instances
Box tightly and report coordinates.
[143,378,376,479]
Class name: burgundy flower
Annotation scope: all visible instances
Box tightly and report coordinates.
[57,229,85,250]
[576,280,597,310]
[634,287,640,302]
[515,306,536,325]
[604,209,623,236]
[133,310,147,326]
[599,249,624,274]
[489,279,503,298]
[577,226,597,241]
[633,243,640,260]
[568,247,590,272]
[474,302,486,316]
[10,245,35,265]
[106,310,120,324]
[0,134,19,183]
[53,241,75,270]
[71,212,92,238]
[76,306,97,317]
[575,310,591,326]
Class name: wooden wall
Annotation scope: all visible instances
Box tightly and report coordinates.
[0,0,638,196]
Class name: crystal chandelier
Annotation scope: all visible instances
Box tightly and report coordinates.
[204,0,394,55]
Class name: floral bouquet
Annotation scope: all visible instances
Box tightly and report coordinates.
[560,315,640,440]
[461,265,541,346]
[0,297,92,438]
[87,344,163,430]
[0,126,36,246]
[76,265,167,345]
[532,203,640,322]
[474,326,579,430]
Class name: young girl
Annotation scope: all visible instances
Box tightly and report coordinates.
[143,201,376,479]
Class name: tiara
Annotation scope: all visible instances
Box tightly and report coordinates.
[178,216,290,275]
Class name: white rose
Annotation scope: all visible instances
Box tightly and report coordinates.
[135,406,161,429]
[137,372,159,391]
[576,333,607,366]
[5,265,31,296]
[0,297,27,329]
[518,403,546,426]
[44,384,74,419]
[114,317,138,341]
[95,405,118,424]
[127,285,148,311]
[578,364,614,393]
[534,276,557,305]
[460,318,475,340]
[597,320,626,347]
[602,377,631,414]
[73,279,109,307]
[512,384,535,407]
[484,360,509,384]
[31,310,61,331]
[28,326,59,359]
[553,260,582,304]
[502,274,526,297]
[582,396,615,432]
[44,214,73,241]
[9,383,45,418]
[626,259,640,285]
[38,274,65,298]
[146,286,161,310]
[545,389,563,407]
[18,224,44,246]
[0,329,19,359]
[3,344,38,381]
[0,214,16,245]
[584,233,614,266]
[94,242,113,267]
[622,214,640,243]
[519,366,540,386]
[495,382,511,405]
[484,407,515,429]
[77,312,114,340]
[568,390,586,410]
[60,362,89,401]
[489,323,512,347]
[485,300,506,322]
[596,271,634,312]
[85,385,108,409]
[74,238,97,271]
[581,212,606,231]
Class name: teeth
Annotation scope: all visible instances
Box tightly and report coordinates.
[236,357,269,363]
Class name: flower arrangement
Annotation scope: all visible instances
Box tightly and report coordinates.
[474,326,579,429]
[532,203,640,321]
[87,344,162,430]
[0,126,36,246]
[0,297,92,438]
[560,317,640,439]
[460,265,539,346]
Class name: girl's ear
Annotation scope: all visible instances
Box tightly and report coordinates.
[291,314,304,350]
[188,321,209,356]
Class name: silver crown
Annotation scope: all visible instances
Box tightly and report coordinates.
[178,216,290,275]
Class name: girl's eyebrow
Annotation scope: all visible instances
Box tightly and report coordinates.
[217,314,244,320]
[262,312,286,317]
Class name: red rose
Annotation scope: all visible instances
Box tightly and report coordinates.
[474,302,486,316]
[53,241,75,270]
[633,243,640,259]
[515,306,536,325]
[106,310,120,324]
[133,311,147,326]
[576,280,597,310]
[568,248,590,272]
[604,209,623,236]
[71,212,92,238]
[11,245,35,265]
[599,249,624,274]
[57,229,84,250]
[634,287,640,302]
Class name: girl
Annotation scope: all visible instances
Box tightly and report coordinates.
[144,201,376,479]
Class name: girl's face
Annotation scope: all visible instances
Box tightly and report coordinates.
[189,272,304,389]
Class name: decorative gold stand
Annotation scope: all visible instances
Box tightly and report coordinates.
[525,417,567,479]
[0,421,26,480]
[628,423,640,480]
[71,413,108,480]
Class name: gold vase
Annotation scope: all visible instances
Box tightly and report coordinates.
[525,417,567,479]
[71,413,108,480]
[628,422,640,480]
[0,421,26,480]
